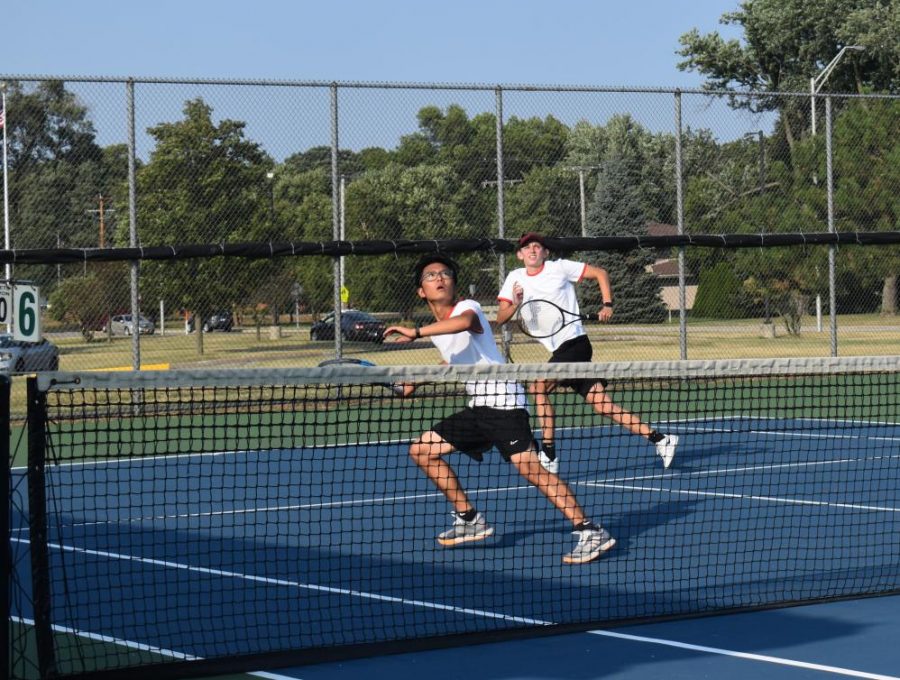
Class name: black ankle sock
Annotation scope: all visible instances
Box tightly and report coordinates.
[541,441,556,461]
[458,509,478,522]
[648,431,665,443]
[575,520,597,531]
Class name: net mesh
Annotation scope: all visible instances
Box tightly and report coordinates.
[7,356,900,678]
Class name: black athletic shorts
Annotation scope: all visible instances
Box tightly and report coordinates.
[548,334,607,398]
[433,406,536,461]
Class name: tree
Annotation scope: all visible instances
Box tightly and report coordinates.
[677,0,899,153]
[505,166,580,237]
[1,81,127,302]
[48,264,129,341]
[136,98,271,353]
[585,158,666,323]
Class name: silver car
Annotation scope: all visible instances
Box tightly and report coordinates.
[0,334,60,373]
[110,314,155,335]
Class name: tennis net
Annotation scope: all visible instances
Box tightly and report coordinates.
[6,356,900,679]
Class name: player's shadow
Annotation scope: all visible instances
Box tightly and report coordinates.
[490,498,701,556]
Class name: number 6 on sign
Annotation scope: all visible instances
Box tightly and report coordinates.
[13,284,41,342]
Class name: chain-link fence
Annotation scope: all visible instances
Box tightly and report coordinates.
[0,77,897,373]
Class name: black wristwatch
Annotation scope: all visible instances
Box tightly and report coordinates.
[602,302,613,308]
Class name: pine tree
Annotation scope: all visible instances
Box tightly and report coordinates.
[584,158,666,323]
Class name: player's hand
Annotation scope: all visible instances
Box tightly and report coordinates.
[384,325,417,343]
[598,306,613,322]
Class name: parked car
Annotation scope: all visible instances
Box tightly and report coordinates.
[310,310,386,343]
[203,311,234,332]
[0,334,60,373]
[110,314,155,335]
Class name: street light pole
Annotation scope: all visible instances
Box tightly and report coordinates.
[339,174,346,310]
[810,46,864,136]
[745,131,771,325]
[810,46,861,330]
[266,171,275,225]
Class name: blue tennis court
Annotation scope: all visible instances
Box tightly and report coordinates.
[8,404,900,678]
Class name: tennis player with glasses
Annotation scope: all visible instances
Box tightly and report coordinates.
[497,232,678,473]
[383,254,615,564]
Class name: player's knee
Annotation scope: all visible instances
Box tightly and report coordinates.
[409,438,440,463]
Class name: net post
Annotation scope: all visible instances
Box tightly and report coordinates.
[1,375,9,680]
[25,376,57,679]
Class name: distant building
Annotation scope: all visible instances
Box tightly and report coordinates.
[644,222,697,317]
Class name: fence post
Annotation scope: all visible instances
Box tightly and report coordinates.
[127,78,141,370]
[331,83,342,359]
[825,96,838,356]
[674,90,687,360]
[495,86,511,360]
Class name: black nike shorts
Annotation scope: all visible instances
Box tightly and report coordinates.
[548,334,607,398]
[432,406,535,461]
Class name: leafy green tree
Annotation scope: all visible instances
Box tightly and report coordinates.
[48,264,129,341]
[505,166,580,237]
[692,262,748,319]
[136,98,271,353]
[585,158,666,323]
[342,163,468,315]
[1,81,125,297]
[677,0,899,153]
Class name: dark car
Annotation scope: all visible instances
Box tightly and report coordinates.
[203,311,234,332]
[310,310,386,343]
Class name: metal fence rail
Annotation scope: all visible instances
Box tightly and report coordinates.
[0,76,897,373]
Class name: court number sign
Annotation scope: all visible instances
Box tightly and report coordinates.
[14,285,41,342]
[1,283,42,342]
[0,283,10,327]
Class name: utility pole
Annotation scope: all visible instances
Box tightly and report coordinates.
[565,166,601,237]
[86,194,115,248]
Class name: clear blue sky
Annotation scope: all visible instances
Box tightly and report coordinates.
[4,0,742,86]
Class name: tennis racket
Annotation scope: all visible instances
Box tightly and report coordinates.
[317,358,406,395]
[515,299,593,339]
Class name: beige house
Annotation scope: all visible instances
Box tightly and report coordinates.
[645,222,698,318]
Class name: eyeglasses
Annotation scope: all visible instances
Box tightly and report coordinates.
[421,269,455,282]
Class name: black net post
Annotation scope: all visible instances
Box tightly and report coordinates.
[26,377,57,679]
[2,375,9,680]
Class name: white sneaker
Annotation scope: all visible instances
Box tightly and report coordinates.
[538,449,559,474]
[655,434,678,469]
[437,512,494,546]
[563,525,616,564]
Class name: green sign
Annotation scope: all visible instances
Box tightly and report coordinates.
[13,284,41,342]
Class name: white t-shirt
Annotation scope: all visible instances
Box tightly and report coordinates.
[498,259,587,352]
[428,299,527,410]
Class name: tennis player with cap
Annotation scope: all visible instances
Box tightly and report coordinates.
[384,253,615,564]
[497,232,678,473]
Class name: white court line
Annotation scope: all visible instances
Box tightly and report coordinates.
[12,616,199,660]
[10,414,897,472]
[13,543,897,680]
[9,536,552,628]
[588,482,900,513]
[10,616,330,680]
[591,630,900,680]
[11,451,897,535]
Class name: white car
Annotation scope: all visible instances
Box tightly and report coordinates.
[109,314,155,335]
[0,334,60,373]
